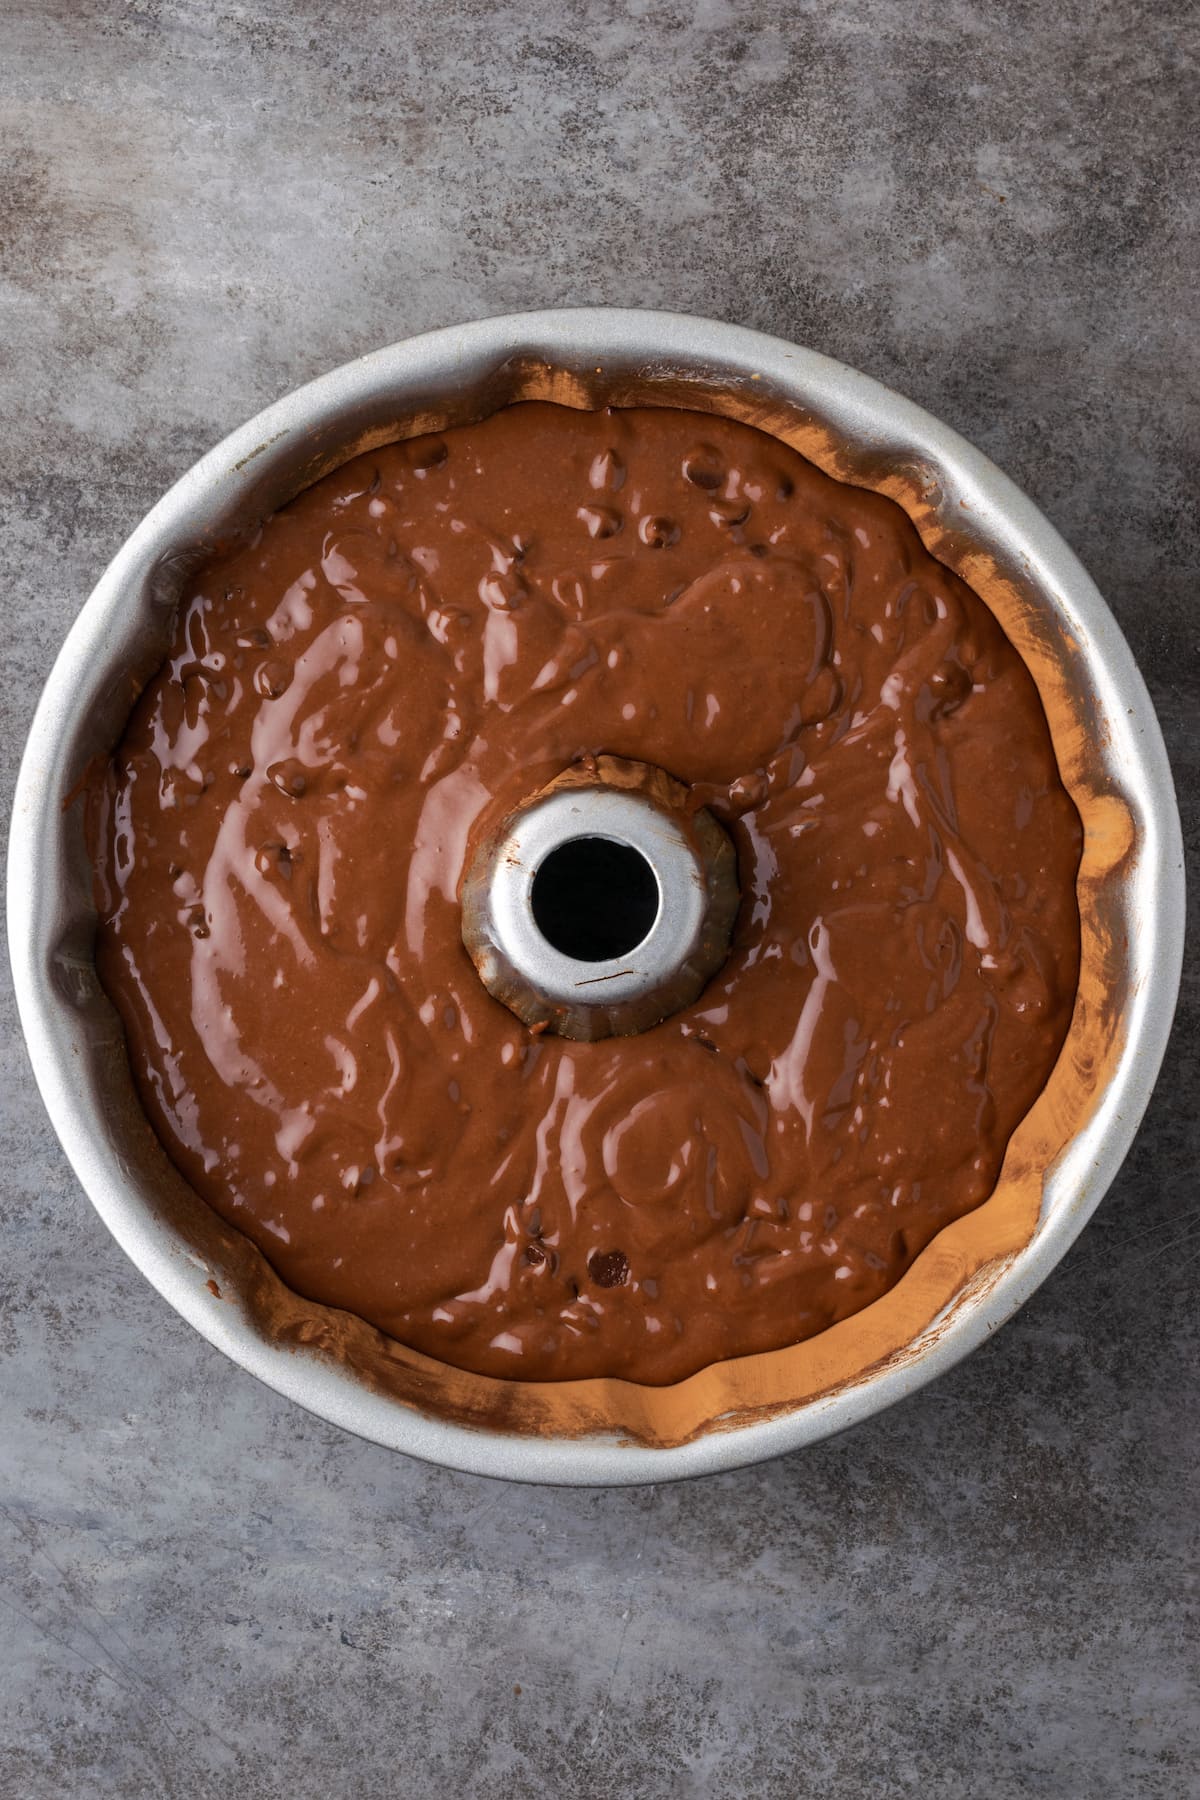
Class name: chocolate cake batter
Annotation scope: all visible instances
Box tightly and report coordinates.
[89,403,1083,1384]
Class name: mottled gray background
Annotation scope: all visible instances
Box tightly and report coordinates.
[1,2,1196,1795]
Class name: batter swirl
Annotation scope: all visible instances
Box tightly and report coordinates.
[90,403,1082,1382]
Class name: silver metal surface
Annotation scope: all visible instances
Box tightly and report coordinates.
[461,757,738,1040]
[6,309,1186,1485]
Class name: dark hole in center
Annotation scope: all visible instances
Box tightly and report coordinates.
[531,836,659,963]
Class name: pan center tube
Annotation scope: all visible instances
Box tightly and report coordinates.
[461,756,739,1041]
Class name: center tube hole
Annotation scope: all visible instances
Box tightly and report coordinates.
[531,836,660,963]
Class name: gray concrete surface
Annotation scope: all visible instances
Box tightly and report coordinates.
[2,2,1196,1794]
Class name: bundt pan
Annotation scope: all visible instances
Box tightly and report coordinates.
[8,311,1184,1484]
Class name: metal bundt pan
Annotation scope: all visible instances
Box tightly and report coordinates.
[7,311,1185,1483]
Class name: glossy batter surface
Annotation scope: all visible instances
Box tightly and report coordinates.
[90,403,1083,1383]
